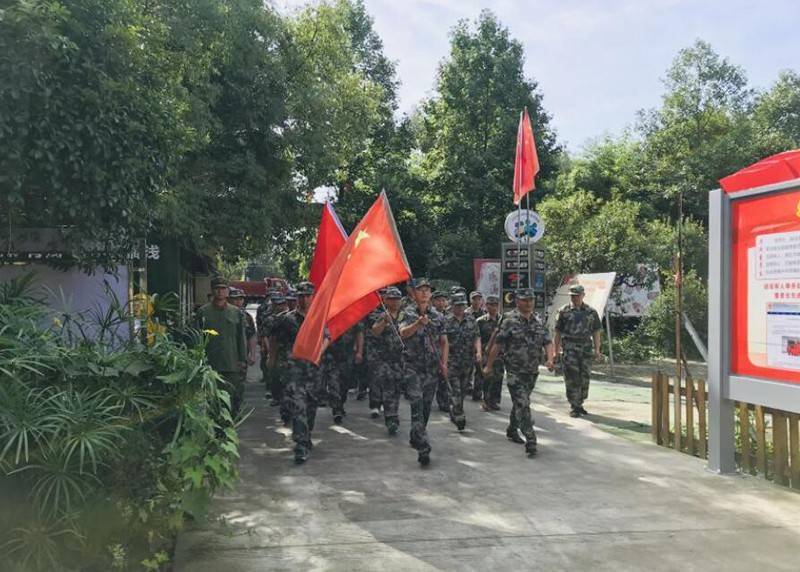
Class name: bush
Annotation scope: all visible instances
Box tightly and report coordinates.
[0,275,239,571]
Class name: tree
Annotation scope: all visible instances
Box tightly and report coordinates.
[753,70,800,150]
[0,0,194,268]
[416,10,561,285]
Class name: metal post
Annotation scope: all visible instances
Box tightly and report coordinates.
[708,189,736,473]
[605,310,614,373]
[675,191,684,451]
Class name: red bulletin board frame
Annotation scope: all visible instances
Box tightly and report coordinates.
[730,187,800,383]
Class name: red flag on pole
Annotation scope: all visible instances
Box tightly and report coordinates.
[513,107,540,205]
[309,201,348,288]
[292,192,411,365]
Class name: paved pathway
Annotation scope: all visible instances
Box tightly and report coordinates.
[174,372,800,571]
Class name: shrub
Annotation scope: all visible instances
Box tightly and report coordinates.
[0,274,239,571]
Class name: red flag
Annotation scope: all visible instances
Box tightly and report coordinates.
[513,107,540,205]
[309,201,347,288]
[293,192,411,364]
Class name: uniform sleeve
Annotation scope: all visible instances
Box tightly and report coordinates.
[469,318,479,341]
[541,326,552,346]
[237,310,247,363]
[398,310,416,328]
[494,315,512,346]
[554,308,565,333]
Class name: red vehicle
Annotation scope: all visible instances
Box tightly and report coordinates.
[230,277,289,303]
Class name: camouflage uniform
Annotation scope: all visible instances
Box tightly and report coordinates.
[256,298,274,393]
[196,299,247,418]
[555,301,602,412]
[271,308,324,458]
[263,304,289,420]
[323,324,361,420]
[444,307,478,429]
[366,306,405,429]
[494,306,551,453]
[476,311,504,407]
[400,304,446,456]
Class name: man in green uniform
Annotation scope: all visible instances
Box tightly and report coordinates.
[484,288,554,457]
[229,287,257,368]
[256,289,277,399]
[466,291,485,400]
[554,284,603,417]
[367,287,406,435]
[399,278,448,466]
[196,277,247,418]
[432,291,449,315]
[444,294,481,431]
[323,322,364,424]
[476,294,504,411]
[264,293,288,411]
[269,282,323,464]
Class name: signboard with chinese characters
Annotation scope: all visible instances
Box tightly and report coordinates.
[546,272,616,334]
[472,259,501,299]
[730,188,800,383]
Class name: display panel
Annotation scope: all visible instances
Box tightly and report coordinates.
[730,187,800,382]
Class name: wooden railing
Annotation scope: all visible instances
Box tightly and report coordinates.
[651,371,800,489]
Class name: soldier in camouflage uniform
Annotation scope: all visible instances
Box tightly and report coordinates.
[431,290,451,411]
[269,282,324,464]
[228,288,257,367]
[263,294,289,413]
[399,278,448,466]
[484,288,554,457]
[256,289,278,399]
[554,284,603,417]
[196,277,247,418]
[476,295,504,411]
[323,322,364,424]
[444,294,481,431]
[367,287,405,435]
[432,291,449,314]
[285,289,298,312]
[466,291,485,400]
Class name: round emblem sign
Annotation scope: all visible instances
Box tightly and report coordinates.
[504,210,545,243]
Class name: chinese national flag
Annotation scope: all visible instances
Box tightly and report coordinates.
[513,107,540,205]
[292,191,412,365]
[309,201,347,288]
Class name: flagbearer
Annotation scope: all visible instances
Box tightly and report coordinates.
[368,287,406,435]
[553,284,603,417]
[484,288,553,457]
[399,278,448,466]
[270,281,325,464]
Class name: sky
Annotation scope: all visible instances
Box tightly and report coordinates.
[277,0,800,154]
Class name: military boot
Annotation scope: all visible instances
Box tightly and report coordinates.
[525,433,538,456]
[506,428,525,444]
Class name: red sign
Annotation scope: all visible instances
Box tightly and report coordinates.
[731,188,800,383]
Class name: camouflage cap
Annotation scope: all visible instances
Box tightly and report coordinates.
[451,294,468,306]
[569,284,585,295]
[486,295,500,304]
[515,288,535,300]
[469,291,483,300]
[210,276,229,288]
[383,286,402,299]
[432,290,447,300]
[450,285,466,294]
[414,277,432,289]
[228,287,244,298]
[295,281,315,295]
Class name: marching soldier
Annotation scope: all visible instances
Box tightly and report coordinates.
[263,293,289,412]
[484,288,554,457]
[399,278,448,466]
[432,291,449,314]
[466,291,485,320]
[553,284,603,417]
[256,288,278,399]
[444,293,481,431]
[367,286,406,435]
[269,281,325,464]
[466,291,485,400]
[476,294,504,411]
[228,287,257,368]
[323,322,364,424]
[196,277,247,418]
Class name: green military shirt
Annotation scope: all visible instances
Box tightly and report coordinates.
[196,303,246,373]
[476,312,503,364]
[366,308,404,364]
[399,306,446,371]
[554,302,602,347]
[444,313,478,373]
[494,309,551,375]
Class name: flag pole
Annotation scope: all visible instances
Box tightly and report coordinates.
[380,298,406,351]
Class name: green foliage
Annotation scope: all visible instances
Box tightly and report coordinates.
[0,275,239,570]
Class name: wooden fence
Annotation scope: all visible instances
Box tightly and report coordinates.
[651,371,800,489]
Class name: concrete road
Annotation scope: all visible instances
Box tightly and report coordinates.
[174,373,800,571]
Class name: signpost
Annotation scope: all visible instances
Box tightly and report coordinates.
[709,177,800,473]
[501,242,546,314]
